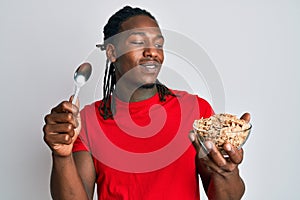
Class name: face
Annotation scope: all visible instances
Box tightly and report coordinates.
[110,15,164,88]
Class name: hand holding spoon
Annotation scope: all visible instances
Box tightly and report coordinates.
[72,62,92,104]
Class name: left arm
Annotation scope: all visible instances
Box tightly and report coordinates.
[197,143,245,200]
[189,113,250,200]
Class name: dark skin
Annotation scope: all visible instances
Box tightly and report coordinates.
[43,99,95,200]
[106,15,164,102]
[189,113,250,200]
[43,15,249,199]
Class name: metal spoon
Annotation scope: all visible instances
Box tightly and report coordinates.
[71,62,92,104]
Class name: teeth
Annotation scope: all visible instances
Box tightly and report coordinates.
[144,65,155,69]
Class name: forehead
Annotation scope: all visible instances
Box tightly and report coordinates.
[119,15,161,34]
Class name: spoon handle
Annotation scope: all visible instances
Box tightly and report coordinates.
[72,86,80,105]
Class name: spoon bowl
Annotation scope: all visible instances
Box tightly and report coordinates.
[72,62,92,104]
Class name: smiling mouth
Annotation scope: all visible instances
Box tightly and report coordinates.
[139,62,160,70]
[141,64,156,69]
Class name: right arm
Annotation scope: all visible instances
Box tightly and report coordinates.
[43,100,96,200]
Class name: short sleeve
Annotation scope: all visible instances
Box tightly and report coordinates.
[197,97,215,118]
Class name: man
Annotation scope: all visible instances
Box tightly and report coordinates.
[43,6,250,200]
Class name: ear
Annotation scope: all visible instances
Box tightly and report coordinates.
[106,44,117,63]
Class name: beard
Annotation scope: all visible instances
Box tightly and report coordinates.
[139,83,156,89]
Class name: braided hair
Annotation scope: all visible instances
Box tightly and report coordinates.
[99,6,175,119]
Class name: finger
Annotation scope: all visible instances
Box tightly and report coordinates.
[189,131,209,159]
[189,131,200,152]
[205,157,238,174]
[202,149,237,173]
[223,144,244,164]
[51,101,79,115]
[44,132,73,146]
[43,123,75,137]
[44,112,78,127]
[205,141,227,168]
[240,112,251,123]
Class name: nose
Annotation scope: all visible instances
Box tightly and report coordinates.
[143,47,159,58]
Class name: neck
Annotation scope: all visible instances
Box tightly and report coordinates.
[115,83,157,102]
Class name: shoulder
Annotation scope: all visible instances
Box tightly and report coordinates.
[171,89,210,105]
[79,100,102,117]
[170,89,214,117]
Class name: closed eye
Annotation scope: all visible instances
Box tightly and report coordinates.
[131,41,145,45]
[155,43,163,49]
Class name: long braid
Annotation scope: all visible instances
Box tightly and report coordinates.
[156,80,176,102]
[99,60,116,119]
[98,6,175,119]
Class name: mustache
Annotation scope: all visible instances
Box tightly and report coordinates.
[139,58,161,65]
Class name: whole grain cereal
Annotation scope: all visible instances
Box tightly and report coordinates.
[193,113,251,155]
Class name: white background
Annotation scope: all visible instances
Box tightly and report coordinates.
[1,0,299,199]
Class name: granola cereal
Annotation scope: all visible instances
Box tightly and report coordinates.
[193,113,251,155]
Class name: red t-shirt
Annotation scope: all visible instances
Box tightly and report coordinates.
[73,90,213,200]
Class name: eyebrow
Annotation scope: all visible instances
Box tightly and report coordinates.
[129,31,164,40]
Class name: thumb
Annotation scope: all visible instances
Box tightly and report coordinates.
[69,95,80,109]
[240,112,251,123]
[69,95,81,137]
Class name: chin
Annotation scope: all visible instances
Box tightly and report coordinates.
[140,83,156,89]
